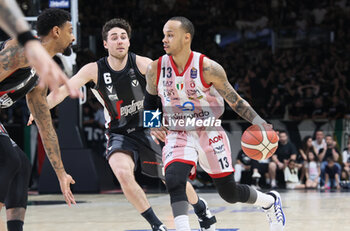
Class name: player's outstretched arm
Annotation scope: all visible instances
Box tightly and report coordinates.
[0,0,80,98]
[46,62,97,108]
[27,62,97,126]
[202,58,265,125]
[26,85,76,206]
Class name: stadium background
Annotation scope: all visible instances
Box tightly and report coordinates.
[0,0,349,192]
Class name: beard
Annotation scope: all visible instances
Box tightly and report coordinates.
[62,46,72,56]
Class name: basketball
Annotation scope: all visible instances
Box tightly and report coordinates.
[241,124,279,160]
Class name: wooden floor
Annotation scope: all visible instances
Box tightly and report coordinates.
[1,190,350,231]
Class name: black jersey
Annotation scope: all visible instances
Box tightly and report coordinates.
[0,41,38,108]
[92,52,146,133]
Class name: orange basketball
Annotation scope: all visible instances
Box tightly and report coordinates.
[241,124,279,160]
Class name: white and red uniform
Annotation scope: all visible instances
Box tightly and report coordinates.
[157,51,234,178]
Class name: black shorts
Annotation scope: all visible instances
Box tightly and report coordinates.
[105,128,164,179]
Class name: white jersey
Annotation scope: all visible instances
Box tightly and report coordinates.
[157,51,224,130]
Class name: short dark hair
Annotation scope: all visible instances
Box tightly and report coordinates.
[102,18,131,41]
[36,8,71,36]
[279,130,288,135]
[169,16,195,41]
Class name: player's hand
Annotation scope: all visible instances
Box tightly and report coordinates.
[27,113,34,126]
[262,122,273,130]
[150,126,168,144]
[23,40,81,98]
[57,172,76,206]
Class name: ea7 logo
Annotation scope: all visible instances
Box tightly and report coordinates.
[163,81,173,86]
[209,135,223,145]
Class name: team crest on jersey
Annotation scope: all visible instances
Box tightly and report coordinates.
[131,79,139,87]
[190,81,196,88]
[106,86,113,93]
[190,67,197,79]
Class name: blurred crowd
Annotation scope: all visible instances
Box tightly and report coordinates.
[76,0,350,120]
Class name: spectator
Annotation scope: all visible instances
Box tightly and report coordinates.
[318,135,340,163]
[305,151,320,189]
[250,158,271,189]
[288,99,306,120]
[311,96,327,119]
[234,150,252,183]
[341,140,350,180]
[299,136,317,162]
[268,130,297,188]
[328,95,346,119]
[266,87,285,118]
[284,159,305,189]
[319,135,341,186]
[299,135,317,182]
[312,130,326,154]
[324,157,341,190]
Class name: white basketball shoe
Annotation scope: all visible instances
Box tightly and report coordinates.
[263,191,286,231]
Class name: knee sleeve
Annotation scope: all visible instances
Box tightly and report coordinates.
[212,173,251,204]
[5,147,31,209]
[0,136,21,203]
[165,162,192,204]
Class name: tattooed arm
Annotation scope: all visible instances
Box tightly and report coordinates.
[0,39,28,81]
[145,60,159,95]
[26,86,76,206]
[202,57,266,124]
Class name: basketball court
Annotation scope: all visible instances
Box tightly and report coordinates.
[1,190,349,231]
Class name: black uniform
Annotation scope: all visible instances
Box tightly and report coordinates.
[92,52,163,178]
[0,40,33,207]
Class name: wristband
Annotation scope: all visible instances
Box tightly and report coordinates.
[17,31,37,46]
[144,91,160,111]
[252,116,266,125]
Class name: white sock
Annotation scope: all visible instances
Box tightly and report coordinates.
[254,191,275,209]
[234,164,242,182]
[174,215,191,231]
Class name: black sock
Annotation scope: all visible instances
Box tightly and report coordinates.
[7,220,24,231]
[192,197,206,215]
[141,207,162,228]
